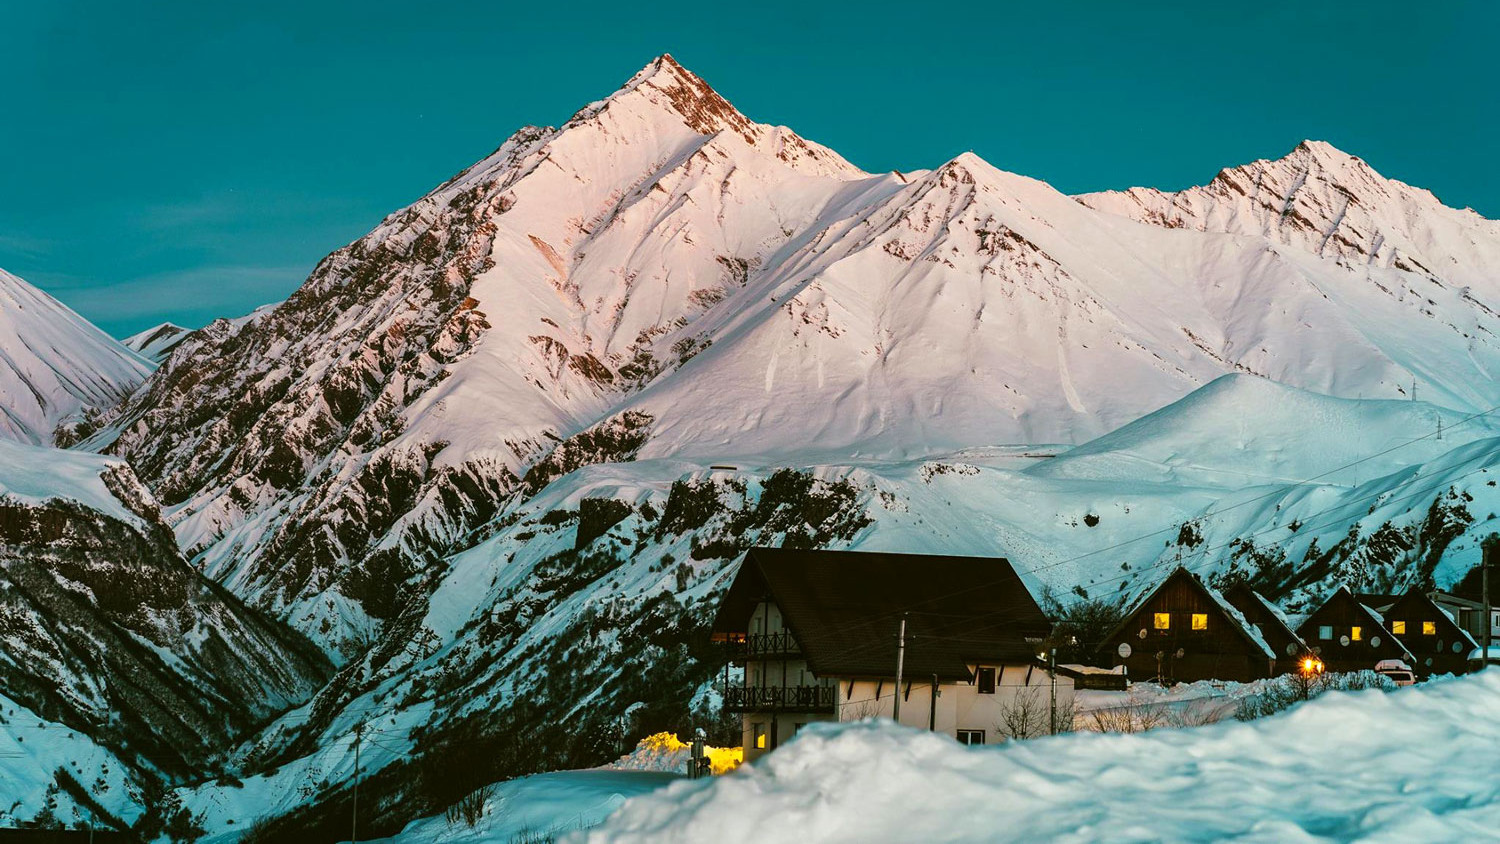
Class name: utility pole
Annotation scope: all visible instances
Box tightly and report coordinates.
[351,722,364,844]
[1048,648,1058,735]
[1484,535,1496,661]
[892,615,907,723]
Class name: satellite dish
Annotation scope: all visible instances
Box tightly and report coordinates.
[1175,648,1185,659]
[1339,635,1350,646]
[1370,636,1381,648]
[1453,641,1464,654]
[1138,629,1148,640]
[1286,643,1298,657]
[1118,643,1133,658]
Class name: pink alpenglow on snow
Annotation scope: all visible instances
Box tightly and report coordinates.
[583,671,1500,843]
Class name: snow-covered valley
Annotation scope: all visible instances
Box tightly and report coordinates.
[1,54,1499,839]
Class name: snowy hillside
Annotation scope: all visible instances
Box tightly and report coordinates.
[20,55,1495,835]
[0,267,150,445]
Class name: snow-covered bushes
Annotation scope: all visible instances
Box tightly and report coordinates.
[1236,670,1396,721]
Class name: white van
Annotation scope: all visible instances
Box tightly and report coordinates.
[1374,659,1415,686]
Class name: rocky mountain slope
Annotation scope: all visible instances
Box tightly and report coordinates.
[0,438,332,788]
[0,267,151,445]
[9,55,1498,837]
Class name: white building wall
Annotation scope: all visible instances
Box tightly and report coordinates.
[834,663,1074,743]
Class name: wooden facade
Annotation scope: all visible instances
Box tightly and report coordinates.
[1224,582,1308,673]
[1100,568,1279,684]
[1295,587,1416,675]
[1378,589,1476,677]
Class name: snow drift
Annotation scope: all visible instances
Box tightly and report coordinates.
[585,670,1500,843]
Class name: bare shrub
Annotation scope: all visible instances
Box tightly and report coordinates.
[1089,701,1167,733]
[995,687,1078,739]
[1164,699,1228,728]
[445,782,498,828]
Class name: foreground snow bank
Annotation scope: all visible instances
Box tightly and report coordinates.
[376,771,678,843]
[584,671,1500,843]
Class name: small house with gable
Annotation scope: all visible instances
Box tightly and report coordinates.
[711,548,1070,761]
[1374,589,1477,677]
[1295,586,1417,674]
[1099,567,1280,683]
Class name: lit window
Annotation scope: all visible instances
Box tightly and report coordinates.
[1351,626,1363,642]
[753,723,766,750]
[1191,613,1208,630]
[1392,621,1406,635]
[1423,621,1436,636]
[1319,625,1333,640]
[1154,613,1171,630]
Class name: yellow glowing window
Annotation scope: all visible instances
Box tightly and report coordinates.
[1392,621,1406,635]
[1154,613,1171,630]
[1191,613,1208,630]
[753,723,766,749]
[1423,621,1436,636]
[1351,626,1363,642]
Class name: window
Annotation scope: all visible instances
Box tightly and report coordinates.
[1191,613,1208,631]
[976,667,997,695]
[1423,621,1437,636]
[1154,612,1171,630]
[1351,626,1363,642]
[956,729,985,746]
[1392,620,1406,635]
[752,723,766,750]
[1318,625,1333,640]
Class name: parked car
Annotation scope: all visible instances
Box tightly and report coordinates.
[1466,646,1500,672]
[1374,659,1415,686]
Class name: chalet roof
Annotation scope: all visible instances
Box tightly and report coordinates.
[712,547,1051,682]
[1354,593,1402,613]
[1224,583,1308,657]
[1385,589,1479,649]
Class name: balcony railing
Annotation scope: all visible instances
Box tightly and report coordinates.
[725,631,802,661]
[724,684,836,713]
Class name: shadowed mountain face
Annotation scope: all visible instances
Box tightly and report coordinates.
[0,441,332,778]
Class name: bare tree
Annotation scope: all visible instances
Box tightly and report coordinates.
[996,687,1048,740]
[996,687,1078,740]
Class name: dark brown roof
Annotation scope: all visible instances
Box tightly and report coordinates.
[712,547,1051,681]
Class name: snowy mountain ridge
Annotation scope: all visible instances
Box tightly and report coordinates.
[0,267,151,445]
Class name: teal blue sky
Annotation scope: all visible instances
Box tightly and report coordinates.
[2,1,1495,338]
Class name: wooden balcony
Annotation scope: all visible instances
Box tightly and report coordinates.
[724,684,836,713]
[725,631,802,663]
